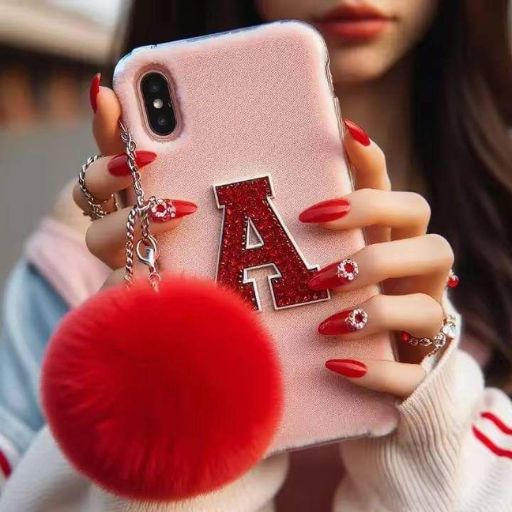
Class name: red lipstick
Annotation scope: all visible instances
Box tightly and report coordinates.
[314,4,393,42]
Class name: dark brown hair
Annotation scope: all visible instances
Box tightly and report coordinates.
[118,0,512,386]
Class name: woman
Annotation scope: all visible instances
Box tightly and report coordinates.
[0,0,511,510]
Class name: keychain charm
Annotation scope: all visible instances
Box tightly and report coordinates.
[41,120,283,502]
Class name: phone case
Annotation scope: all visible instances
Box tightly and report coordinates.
[114,21,399,454]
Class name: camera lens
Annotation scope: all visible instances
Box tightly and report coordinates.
[147,81,160,94]
[157,116,168,127]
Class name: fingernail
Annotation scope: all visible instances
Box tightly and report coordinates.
[344,119,370,146]
[308,258,359,291]
[299,198,350,223]
[400,331,412,344]
[447,271,460,289]
[325,359,367,378]
[319,308,368,335]
[108,151,157,176]
[150,199,198,222]
[89,73,101,113]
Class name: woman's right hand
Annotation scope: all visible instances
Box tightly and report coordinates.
[73,75,197,288]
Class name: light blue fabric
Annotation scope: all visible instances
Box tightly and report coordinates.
[0,261,68,456]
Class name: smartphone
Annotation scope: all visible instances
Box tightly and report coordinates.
[113,21,398,454]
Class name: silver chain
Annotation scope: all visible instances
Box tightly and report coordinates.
[119,121,161,290]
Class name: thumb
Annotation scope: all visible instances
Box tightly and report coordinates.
[90,73,124,155]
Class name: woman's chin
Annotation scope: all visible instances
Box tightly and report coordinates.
[329,50,403,87]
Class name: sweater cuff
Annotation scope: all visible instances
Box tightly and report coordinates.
[396,302,483,444]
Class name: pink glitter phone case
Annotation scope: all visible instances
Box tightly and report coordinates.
[114,21,398,454]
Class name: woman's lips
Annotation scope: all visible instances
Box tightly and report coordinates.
[315,19,390,41]
[314,4,393,42]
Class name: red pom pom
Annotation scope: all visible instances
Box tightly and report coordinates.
[42,275,283,500]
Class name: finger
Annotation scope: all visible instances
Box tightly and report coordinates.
[91,77,124,155]
[73,152,157,213]
[325,358,426,398]
[86,202,197,268]
[342,119,391,244]
[299,189,431,240]
[51,179,91,234]
[343,119,391,191]
[318,293,444,340]
[309,234,454,301]
[102,268,128,290]
[101,262,149,290]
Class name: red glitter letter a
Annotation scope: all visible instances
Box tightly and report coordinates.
[214,176,329,311]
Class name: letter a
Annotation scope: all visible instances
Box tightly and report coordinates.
[214,176,329,311]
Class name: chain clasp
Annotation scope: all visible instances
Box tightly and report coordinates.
[136,235,159,275]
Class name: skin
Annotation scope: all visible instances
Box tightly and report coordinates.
[73,0,454,399]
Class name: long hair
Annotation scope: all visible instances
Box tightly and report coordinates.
[116,0,512,386]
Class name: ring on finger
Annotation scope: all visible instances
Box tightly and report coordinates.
[79,155,119,220]
[401,314,457,356]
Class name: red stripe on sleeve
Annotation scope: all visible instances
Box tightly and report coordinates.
[481,412,512,435]
[473,426,512,459]
[0,450,11,478]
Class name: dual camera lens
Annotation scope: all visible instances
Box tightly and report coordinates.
[140,72,176,136]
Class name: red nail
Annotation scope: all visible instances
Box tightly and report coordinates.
[325,359,367,378]
[299,198,350,223]
[447,273,459,288]
[89,73,101,113]
[400,331,412,343]
[344,119,370,146]
[107,151,157,176]
[308,258,358,291]
[319,308,368,335]
[150,199,198,222]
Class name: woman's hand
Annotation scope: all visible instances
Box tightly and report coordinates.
[73,75,197,288]
[299,120,455,398]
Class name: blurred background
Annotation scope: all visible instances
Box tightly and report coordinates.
[0,0,125,291]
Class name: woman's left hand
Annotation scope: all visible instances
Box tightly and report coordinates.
[299,120,455,398]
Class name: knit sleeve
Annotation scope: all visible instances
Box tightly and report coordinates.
[0,427,289,512]
[0,261,69,490]
[334,336,512,511]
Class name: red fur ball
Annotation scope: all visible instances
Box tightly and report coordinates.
[42,275,283,501]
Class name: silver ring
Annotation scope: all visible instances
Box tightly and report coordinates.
[402,314,457,356]
[79,155,118,220]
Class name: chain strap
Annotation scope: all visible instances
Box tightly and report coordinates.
[119,121,161,290]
